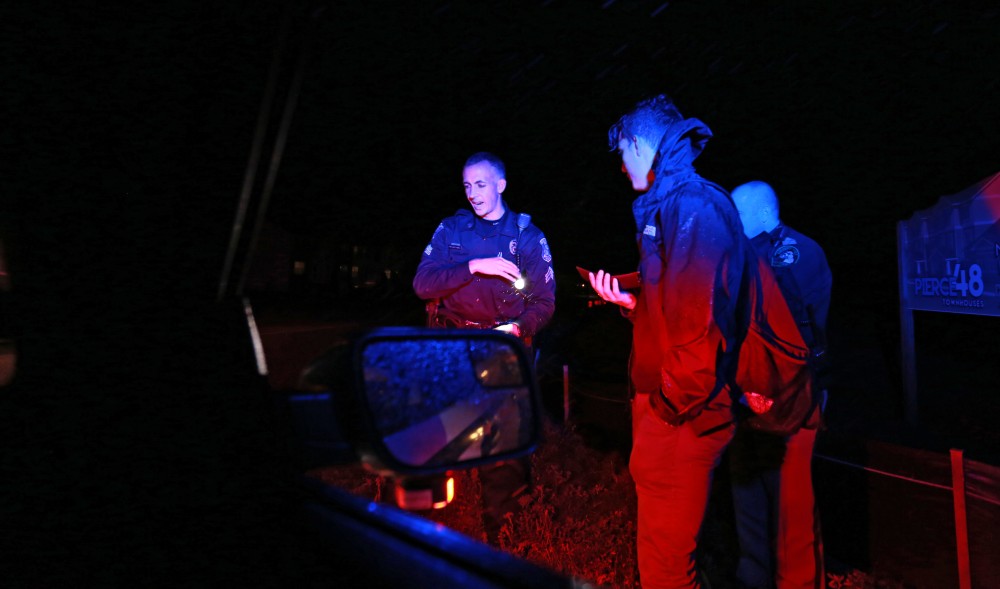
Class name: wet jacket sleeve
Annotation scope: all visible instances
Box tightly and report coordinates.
[654,190,737,401]
[412,220,474,300]
[802,245,832,337]
[512,228,556,337]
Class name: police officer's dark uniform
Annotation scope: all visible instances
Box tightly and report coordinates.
[731,223,832,589]
[754,225,831,366]
[413,206,555,542]
[414,208,555,339]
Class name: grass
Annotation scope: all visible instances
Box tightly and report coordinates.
[309,419,906,589]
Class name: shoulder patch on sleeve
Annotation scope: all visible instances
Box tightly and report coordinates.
[771,244,800,267]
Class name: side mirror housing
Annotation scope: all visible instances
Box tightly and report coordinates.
[352,327,541,477]
[282,327,542,509]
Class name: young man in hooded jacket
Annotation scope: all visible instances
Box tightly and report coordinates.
[589,95,751,589]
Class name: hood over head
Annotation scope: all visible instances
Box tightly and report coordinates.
[652,117,713,177]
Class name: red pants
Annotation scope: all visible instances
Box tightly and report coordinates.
[630,394,734,589]
[729,423,824,589]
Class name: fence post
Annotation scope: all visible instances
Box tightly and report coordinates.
[562,364,569,424]
[949,448,972,589]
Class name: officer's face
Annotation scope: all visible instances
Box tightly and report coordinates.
[617,137,654,192]
[463,162,507,221]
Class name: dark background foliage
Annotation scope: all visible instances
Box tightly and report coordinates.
[8,0,999,404]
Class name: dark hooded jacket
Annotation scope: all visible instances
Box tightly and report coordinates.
[627,118,750,434]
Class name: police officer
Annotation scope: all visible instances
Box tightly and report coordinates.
[413,151,555,543]
[730,180,832,589]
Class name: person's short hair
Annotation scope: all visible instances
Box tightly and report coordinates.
[463,152,506,178]
[607,94,684,151]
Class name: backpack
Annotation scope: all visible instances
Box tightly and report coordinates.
[732,254,815,436]
[648,178,815,435]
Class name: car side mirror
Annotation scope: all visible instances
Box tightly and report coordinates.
[352,327,540,477]
[283,327,542,510]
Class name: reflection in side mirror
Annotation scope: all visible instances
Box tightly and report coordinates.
[354,328,539,476]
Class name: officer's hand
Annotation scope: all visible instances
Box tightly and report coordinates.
[589,269,636,310]
[469,257,521,282]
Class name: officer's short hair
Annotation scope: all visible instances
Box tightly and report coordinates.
[607,94,684,151]
[464,152,506,179]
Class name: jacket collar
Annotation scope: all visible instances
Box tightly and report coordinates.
[473,208,518,238]
[632,117,714,220]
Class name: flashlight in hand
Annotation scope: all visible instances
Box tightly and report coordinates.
[494,322,521,338]
[513,277,526,290]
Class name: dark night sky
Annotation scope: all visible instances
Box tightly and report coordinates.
[1,0,997,389]
[8,1,1000,321]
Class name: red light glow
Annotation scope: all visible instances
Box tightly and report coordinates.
[432,477,455,509]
